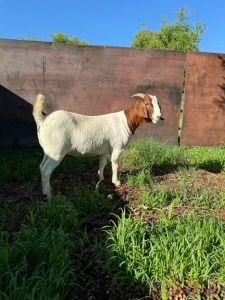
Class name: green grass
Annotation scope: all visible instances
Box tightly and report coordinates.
[121,139,185,172]
[1,140,225,299]
[121,139,225,173]
[105,210,225,290]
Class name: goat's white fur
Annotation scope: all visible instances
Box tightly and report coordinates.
[33,93,161,199]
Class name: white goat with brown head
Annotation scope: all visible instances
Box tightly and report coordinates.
[33,93,163,199]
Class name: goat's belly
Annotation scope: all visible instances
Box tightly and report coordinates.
[68,144,110,157]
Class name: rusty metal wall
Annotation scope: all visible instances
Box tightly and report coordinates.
[181,52,225,146]
[1,39,224,147]
[0,39,185,146]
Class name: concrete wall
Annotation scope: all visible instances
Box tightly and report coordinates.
[0,39,224,146]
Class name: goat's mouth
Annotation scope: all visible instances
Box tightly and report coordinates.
[152,119,159,124]
[152,116,164,124]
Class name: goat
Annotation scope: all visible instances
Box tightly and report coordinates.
[33,93,163,199]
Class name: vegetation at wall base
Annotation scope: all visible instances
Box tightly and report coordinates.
[0,140,225,299]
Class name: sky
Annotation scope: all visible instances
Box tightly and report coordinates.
[0,0,225,54]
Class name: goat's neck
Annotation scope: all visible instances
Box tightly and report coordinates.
[124,107,148,134]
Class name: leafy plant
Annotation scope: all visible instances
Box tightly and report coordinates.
[50,32,88,45]
[131,7,207,51]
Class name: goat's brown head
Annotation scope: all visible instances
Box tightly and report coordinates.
[132,93,163,124]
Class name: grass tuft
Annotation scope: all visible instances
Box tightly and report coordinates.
[105,210,225,291]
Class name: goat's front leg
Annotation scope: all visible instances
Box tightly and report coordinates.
[111,150,123,187]
[98,154,107,182]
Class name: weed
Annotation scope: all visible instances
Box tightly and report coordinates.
[105,210,225,292]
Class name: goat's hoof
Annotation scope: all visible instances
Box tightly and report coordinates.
[43,192,51,200]
[113,180,121,187]
[43,194,51,201]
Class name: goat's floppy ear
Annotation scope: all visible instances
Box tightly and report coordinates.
[134,97,149,118]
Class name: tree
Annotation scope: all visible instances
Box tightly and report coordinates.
[131,8,207,51]
[50,32,88,45]
[20,32,88,45]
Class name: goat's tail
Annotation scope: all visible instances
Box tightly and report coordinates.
[33,94,47,127]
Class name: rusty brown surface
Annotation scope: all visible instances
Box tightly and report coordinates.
[0,39,185,146]
[181,52,225,146]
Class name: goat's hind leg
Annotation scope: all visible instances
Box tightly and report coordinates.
[98,154,107,182]
[40,154,64,199]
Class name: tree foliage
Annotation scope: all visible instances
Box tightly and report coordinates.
[131,8,207,51]
[50,32,88,45]
[20,32,88,45]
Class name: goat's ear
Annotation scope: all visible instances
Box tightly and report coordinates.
[143,94,151,105]
[134,99,149,118]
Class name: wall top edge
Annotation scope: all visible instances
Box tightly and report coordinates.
[0,38,224,56]
[0,38,187,55]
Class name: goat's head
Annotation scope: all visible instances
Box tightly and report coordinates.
[132,93,163,124]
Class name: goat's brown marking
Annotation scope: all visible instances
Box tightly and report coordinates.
[125,96,154,134]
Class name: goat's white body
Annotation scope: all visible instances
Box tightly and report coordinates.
[38,110,131,158]
[33,93,162,199]
[34,95,132,198]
